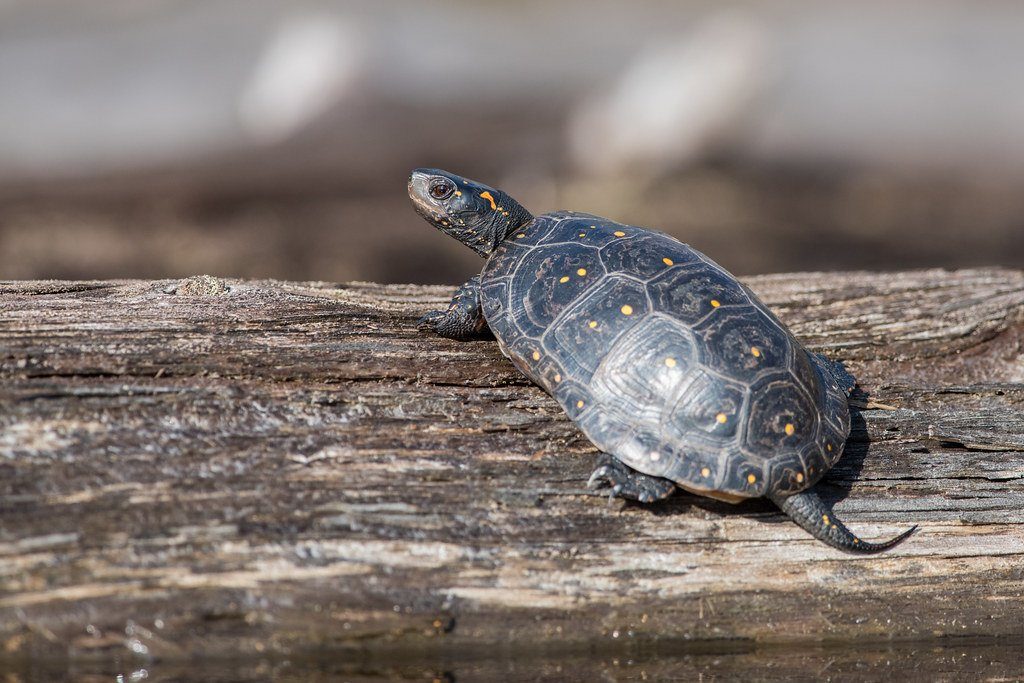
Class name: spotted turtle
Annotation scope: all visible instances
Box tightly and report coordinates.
[410,168,915,554]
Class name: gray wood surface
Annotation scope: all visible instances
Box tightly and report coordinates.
[1,269,1023,664]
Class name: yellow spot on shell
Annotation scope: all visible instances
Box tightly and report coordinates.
[479,190,497,210]
[559,276,570,283]
[454,191,462,197]
[785,423,795,436]
[532,351,540,361]
[554,373,561,382]
[796,472,804,483]
[516,233,526,238]
[826,443,833,452]
[751,347,761,358]
[664,357,677,368]
[576,400,584,409]
[701,467,711,477]
[578,233,586,237]
[588,320,598,329]
[854,538,860,544]
[822,514,831,526]
[716,413,727,424]
[747,473,756,484]
[621,304,633,315]
[663,257,673,266]
[614,231,626,237]
[577,268,587,276]
[710,299,721,308]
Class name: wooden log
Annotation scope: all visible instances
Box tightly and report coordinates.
[1,269,1023,667]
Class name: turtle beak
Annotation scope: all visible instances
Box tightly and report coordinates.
[408,169,429,202]
[408,169,445,224]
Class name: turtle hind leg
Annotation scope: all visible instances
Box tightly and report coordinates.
[770,488,916,554]
[587,453,676,504]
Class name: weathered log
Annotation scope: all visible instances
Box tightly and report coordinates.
[1,269,1023,670]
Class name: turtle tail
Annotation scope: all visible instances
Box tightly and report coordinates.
[770,487,916,554]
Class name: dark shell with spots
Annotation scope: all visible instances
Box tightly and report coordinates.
[479,211,852,501]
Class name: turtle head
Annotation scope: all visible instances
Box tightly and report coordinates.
[408,168,533,257]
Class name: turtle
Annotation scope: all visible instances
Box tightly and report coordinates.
[409,168,916,554]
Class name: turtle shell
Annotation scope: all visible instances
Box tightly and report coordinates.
[478,211,851,501]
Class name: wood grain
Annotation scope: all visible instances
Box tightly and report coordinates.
[1,269,1023,663]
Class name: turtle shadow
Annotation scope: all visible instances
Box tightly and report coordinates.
[629,394,872,524]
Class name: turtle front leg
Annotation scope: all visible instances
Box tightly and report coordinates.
[418,276,490,341]
[587,453,676,503]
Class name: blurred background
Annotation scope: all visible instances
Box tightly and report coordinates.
[1,0,1023,285]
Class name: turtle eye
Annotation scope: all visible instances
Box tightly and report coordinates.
[428,178,455,201]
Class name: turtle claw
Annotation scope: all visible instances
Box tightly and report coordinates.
[587,465,613,490]
[417,310,446,333]
[609,484,625,506]
[587,455,676,504]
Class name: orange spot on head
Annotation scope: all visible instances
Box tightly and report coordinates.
[479,191,497,210]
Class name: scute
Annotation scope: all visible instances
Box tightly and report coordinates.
[743,373,819,454]
[575,403,638,457]
[544,274,649,384]
[665,368,747,450]
[512,243,604,334]
[648,264,750,324]
[600,233,700,280]
[589,315,698,423]
[696,307,791,384]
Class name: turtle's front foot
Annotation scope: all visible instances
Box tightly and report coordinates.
[587,453,676,504]
[416,277,490,340]
[417,308,489,340]
[417,310,447,332]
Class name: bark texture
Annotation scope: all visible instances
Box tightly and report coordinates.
[1,269,1023,665]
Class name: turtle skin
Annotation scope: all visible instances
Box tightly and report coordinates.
[478,211,852,501]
